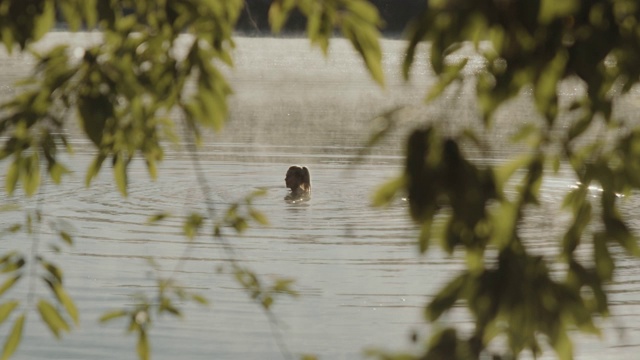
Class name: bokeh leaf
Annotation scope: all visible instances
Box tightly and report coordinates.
[1,314,24,360]
[0,275,21,297]
[137,330,149,360]
[37,299,70,338]
[53,283,79,325]
[99,310,128,323]
[0,301,19,326]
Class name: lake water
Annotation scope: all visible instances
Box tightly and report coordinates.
[1,33,640,359]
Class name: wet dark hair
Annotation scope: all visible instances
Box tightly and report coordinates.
[287,166,311,192]
[300,166,311,191]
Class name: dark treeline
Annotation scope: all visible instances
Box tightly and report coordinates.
[53,1,426,36]
[237,0,427,36]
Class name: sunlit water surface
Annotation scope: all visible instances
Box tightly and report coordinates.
[0,33,640,359]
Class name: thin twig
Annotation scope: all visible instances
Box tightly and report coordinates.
[182,123,240,263]
[243,1,262,35]
[26,171,47,308]
[182,118,293,360]
[266,308,294,360]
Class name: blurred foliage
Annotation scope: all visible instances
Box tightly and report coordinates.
[236,0,425,35]
[0,210,78,360]
[99,257,210,360]
[368,0,640,359]
[0,0,247,357]
[0,1,385,358]
[269,0,384,84]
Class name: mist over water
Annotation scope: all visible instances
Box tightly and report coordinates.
[0,33,639,359]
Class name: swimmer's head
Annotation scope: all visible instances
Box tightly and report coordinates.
[285,166,311,192]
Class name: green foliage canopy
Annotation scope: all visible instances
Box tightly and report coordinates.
[0,0,382,359]
[370,1,640,359]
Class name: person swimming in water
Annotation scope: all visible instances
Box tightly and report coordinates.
[285,165,311,201]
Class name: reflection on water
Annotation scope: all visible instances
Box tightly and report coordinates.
[0,33,639,359]
[284,193,311,204]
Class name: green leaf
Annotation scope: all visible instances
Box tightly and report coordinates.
[144,155,158,181]
[21,153,41,197]
[191,294,209,306]
[33,0,56,40]
[534,50,568,122]
[37,299,70,338]
[0,253,18,267]
[6,225,21,233]
[232,218,248,233]
[307,5,332,55]
[261,295,273,310]
[53,283,79,325]
[1,314,24,360]
[606,216,640,256]
[269,0,296,33]
[0,275,21,297]
[568,113,592,141]
[350,1,381,23]
[510,123,539,144]
[552,330,573,360]
[41,261,63,284]
[0,256,24,274]
[49,163,70,184]
[539,0,579,23]
[594,233,614,281]
[1,27,15,54]
[5,159,19,196]
[247,188,268,199]
[402,8,431,79]
[85,154,106,187]
[147,212,169,224]
[59,1,81,31]
[183,213,203,240]
[550,153,561,173]
[426,273,468,321]
[82,0,98,28]
[272,278,298,296]
[357,107,401,161]
[113,155,128,197]
[99,310,128,323]
[418,219,432,254]
[425,59,468,102]
[562,202,591,255]
[78,94,110,147]
[371,176,405,207]
[494,155,532,190]
[137,330,149,360]
[341,9,384,86]
[0,301,19,326]
[59,231,73,246]
[249,209,269,226]
[159,298,181,317]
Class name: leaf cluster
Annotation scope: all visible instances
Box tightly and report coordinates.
[0,2,249,358]
[234,266,298,311]
[404,0,640,126]
[99,263,209,360]
[0,0,244,197]
[369,1,640,359]
[0,213,77,360]
[269,0,384,85]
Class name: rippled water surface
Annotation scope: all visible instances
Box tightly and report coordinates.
[1,33,640,359]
